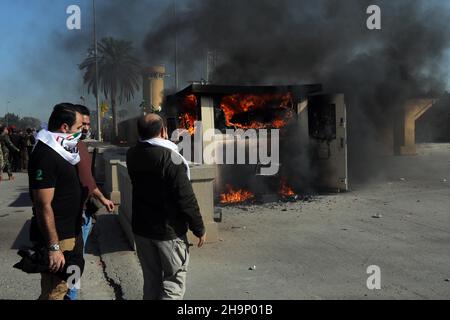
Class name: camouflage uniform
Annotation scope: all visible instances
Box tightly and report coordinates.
[0,145,4,178]
[0,132,20,178]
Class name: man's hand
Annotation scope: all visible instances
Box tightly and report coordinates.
[197,234,206,248]
[48,250,65,273]
[100,197,115,213]
[93,188,115,213]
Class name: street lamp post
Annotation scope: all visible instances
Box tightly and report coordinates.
[174,0,178,91]
[93,0,102,141]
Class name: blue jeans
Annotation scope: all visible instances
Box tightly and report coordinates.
[65,213,92,300]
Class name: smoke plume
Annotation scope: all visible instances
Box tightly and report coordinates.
[143,0,450,182]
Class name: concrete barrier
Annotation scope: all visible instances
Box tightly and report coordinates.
[103,153,127,205]
[85,142,127,181]
[416,143,450,156]
[188,164,219,244]
[85,142,128,205]
[117,162,135,249]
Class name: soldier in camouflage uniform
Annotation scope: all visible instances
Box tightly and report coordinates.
[0,125,20,180]
[0,142,4,181]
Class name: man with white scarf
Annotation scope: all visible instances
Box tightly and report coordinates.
[126,113,206,300]
[28,103,84,300]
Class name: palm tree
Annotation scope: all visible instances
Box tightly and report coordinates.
[80,37,141,140]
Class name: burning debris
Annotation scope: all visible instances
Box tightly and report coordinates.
[218,180,315,206]
[278,177,296,199]
[220,185,255,204]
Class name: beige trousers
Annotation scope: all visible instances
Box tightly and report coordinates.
[38,238,75,300]
[134,234,190,300]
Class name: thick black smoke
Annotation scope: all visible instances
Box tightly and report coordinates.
[50,0,450,184]
[144,0,450,183]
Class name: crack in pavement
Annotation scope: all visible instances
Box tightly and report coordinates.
[98,258,124,300]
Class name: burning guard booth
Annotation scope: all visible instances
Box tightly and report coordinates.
[165,84,348,202]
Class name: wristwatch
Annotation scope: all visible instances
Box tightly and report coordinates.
[48,244,61,252]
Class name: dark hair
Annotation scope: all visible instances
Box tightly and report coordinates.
[137,115,164,140]
[0,125,5,134]
[74,104,91,116]
[48,103,78,132]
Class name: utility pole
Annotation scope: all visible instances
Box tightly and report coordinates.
[174,0,179,91]
[93,0,102,141]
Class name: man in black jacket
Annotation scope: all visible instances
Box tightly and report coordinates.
[127,113,206,300]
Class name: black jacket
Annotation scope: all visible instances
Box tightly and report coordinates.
[126,142,205,240]
[13,238,85,281]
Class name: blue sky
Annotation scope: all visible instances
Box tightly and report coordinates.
[0,0,449,122]
[0,0,169,121]
[0,0,86,120]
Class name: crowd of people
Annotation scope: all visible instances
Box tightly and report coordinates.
[0,125,37,182]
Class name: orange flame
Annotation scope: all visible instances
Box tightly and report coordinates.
[179,113,196,135]
[220,92,294,129]
[178,94,198,134]
[183,94,198,110]
[220,185,255,204]
[271,119,288,129]
[279,178,295,197]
